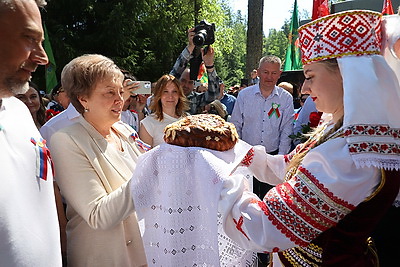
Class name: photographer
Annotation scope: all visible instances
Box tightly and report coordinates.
[170,26,219,115]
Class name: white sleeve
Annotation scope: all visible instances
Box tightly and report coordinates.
[219,137,380,252]
[245,145,287,185]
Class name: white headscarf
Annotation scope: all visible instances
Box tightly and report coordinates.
[299,10,400,170]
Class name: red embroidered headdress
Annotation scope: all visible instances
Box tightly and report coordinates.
[299,10,400,170]
[298,10,382,64]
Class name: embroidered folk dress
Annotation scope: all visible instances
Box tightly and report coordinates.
[219,124,398,266]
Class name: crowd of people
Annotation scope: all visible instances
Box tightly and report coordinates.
[1,0,400,266]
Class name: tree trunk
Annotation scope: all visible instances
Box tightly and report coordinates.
[246,0,264,80]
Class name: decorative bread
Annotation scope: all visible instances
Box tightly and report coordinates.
[163,114,239,151]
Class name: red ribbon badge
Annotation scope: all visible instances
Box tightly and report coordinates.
[268,103,281,119]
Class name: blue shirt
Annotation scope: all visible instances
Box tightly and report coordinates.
[231,84,294,154]
[220,93,236,115]
[293,96,318,135]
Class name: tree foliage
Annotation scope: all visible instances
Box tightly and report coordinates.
[39,0,248,87]
[263,3,312,66]
[263,28,288,60]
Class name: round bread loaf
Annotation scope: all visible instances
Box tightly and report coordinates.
[163,114,239,151]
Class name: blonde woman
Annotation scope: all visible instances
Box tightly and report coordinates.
[50,54,147,266]
[219,10,400,266]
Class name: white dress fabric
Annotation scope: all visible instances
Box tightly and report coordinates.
[219,125,381,265]
[339,55,400,170]
[130,141,257,266]
[0,97,62,266]
[140,113,182,147]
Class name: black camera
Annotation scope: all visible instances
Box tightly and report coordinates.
[193,20,216,47]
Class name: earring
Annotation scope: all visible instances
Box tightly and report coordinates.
[84,107,89,112]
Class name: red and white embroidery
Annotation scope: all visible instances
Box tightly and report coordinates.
[298,10,382,64]
[256,166,355,246]
[241,147,255,166]
[344,124,400,155]
[344,124,400,138]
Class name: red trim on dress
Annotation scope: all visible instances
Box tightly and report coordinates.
[253,166,356,247]
[233,216,250,241]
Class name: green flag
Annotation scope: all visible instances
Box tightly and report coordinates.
[283,0,302,71]
[43,23,57,93]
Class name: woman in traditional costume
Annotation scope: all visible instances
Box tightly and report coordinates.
[219,10,400,266]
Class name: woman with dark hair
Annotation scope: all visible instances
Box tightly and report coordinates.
[15,81,46,128]
[139,74,188,147]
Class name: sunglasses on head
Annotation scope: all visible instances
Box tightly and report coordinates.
[55,88,65,95]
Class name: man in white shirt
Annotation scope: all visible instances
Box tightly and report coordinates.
[231,55,294,156]
[40,103,80,147]
[230,55,294,222]
[0,0,62,265]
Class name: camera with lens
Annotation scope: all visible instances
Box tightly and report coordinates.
[193,20,216,47]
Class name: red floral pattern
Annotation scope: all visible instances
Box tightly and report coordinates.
[344,124,400,155]
[344,124,399,138]
[255,166,355,246]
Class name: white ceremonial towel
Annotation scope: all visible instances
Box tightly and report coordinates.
[130,140,257,266]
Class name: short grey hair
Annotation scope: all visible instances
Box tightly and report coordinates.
[259,55,282,69]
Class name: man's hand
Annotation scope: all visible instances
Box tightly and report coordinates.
[187,28,196,54]
[202,45,215,71]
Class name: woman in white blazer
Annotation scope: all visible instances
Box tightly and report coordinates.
[50,54,148,267]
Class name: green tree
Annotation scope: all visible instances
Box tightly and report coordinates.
[263,28,288,60]
[214,10,247,86]
[40,0,247,88]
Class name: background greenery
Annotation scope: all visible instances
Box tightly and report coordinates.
[35,0,320,89]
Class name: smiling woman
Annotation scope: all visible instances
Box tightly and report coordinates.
[49,54,148,266]
[139,74,188,147]
[219,10,400,266]
[15,81,46,129]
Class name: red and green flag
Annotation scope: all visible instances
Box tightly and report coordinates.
[43,23,57,93]
[283,0,302,71]
[382,0,394,15]
[197,62,208,84]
